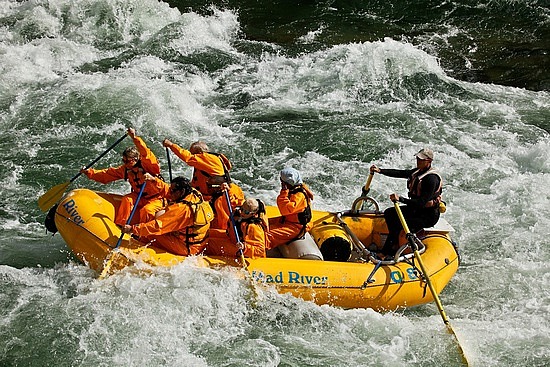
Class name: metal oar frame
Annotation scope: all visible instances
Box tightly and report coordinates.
[337,209,426,265]
[333,184,429,288]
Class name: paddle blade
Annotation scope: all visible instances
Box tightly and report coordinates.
[38,181,70,212]
[98,252,117,279]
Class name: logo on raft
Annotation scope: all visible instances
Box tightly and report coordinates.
[252,271,328,285]
[390,268,419,283]
[251,268,420,286]
[62,199,85,226]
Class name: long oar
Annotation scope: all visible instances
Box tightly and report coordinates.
[362,171,375,196]
[38,134,127,212]
[165,147,173,182]
[352,171,379,212]
[99,182,146,279]
[393,201,470,366]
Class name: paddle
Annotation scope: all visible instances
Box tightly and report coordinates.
[393,200,470,366]
[99,182,146,279]
[224,189,248,269]
[224,189,261,304]
[38,134,128,212]
[352,171,379,212]
[166,147,173,182]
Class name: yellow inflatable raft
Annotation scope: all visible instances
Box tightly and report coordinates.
[51,188,460,310]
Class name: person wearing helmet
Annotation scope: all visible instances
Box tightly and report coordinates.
[370,148,443,256]
[122,176,214,256]
[80,127,164,226]
[267,168,314,250]
[162,139,232,202]
[206,197,268,259]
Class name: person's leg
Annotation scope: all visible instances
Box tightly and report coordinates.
[406,209,440,233]
[266,222,301,250]
[381,206,401,255]
[205,233,239,257]
[115,193,137,226]
[139,198,165,223]
[151,235,190,256]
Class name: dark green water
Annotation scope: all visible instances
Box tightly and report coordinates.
[168,0,550,91]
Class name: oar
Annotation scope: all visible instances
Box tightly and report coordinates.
[224,189,261,304]
[224,189,248,270]
[166,147,173,182]
[99,182,146,279]
[362,171,375,196]
[352,171,379,212]
[393,200,470,366]
[38,134,127,212]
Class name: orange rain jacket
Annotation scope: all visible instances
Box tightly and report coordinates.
[267,183,314,250]
[167,143,231,201]
[130,179,214,256]
[210,183,245,230]
[206,213,268,259]
[83,135,163,225]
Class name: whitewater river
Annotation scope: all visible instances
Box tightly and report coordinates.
[1,0,549,366]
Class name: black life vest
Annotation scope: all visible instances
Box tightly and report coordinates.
[286,186,312,241]
[196,152,232,183]
[124,160,163,197]
[288,186,312,226]
[407,167,443,208]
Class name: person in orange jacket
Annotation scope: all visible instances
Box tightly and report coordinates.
[162,139,232,201]
[267,168,314,250]
[206,197,268,259]
[80,128,164,226]
[121,176,214,256]
[207,178,245,230]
